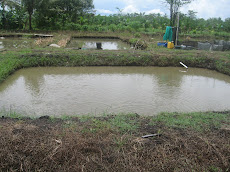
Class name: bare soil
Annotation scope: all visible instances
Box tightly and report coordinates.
[0,115,229,172]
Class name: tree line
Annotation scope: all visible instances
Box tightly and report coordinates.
[0,0,94,30]
[0,0,230,34]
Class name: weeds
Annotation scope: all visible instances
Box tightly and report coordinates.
[35,37,53,47]
[150,112,230,131]
[0,110,24,119]
[0,112,229,171]
[57,37,71,47]
[109,113,139,134]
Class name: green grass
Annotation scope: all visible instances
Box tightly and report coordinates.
[78,113,140,134]
[150,112,230,131]
[1,109,230,133]
[0,110,25,119]
[109,113,139,133]
[1,31,230,85]
[1,32,230,130]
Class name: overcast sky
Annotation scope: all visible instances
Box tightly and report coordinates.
[94,0,230,20]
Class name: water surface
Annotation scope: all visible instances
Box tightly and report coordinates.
[66,38,130,50]
[1,67,230,117]
[0,37,35,49]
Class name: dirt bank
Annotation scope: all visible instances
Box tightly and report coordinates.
[0,112,229,171]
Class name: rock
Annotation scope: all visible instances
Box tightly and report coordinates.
[39,115,50,120]
[218,40,228,50]
[212,44,223,51]
[198,42,212,50]
[49,44,61,48]
[226,41,230,51]
[214,40,230,51]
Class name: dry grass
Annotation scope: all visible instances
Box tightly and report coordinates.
[35,37,53,47]
[0,115,229,172]
[57,37,71,47]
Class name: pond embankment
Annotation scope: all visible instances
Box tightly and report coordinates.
[0,37,230,171]
[0,112,229,171]
[1,49,230,84]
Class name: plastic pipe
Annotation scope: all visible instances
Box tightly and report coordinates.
[180,62,188,69]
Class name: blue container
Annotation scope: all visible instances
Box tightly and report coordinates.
[157,42,167,47]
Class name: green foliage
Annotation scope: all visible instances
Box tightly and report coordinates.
[134,33,141,38]
[0,110,30,119]
[165,0,195,26]
[108,24,117,32]
[129,21,142,31]
[82,25,89,31]
[129,38,138,44]
[1,1,230,35]
[109,113,139,133]
[151,112,230,131]
[66,23,81,31]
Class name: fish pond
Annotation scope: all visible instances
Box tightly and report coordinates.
[0,37,36,49]
[0,67,230,117]
[66,38,131,50]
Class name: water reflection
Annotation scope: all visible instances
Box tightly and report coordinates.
[67,38,130,50]
[0,37,35,49]
[0,67,230,117]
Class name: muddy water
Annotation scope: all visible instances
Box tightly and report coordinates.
[0,37,35,49]
[66,38,131,50]
[1,67,230,117]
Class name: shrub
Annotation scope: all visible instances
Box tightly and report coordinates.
[108,24,117,32]
[81,25,89,31]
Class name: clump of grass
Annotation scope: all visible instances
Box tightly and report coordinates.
[150,111,230,131]
[0,110,24,119]
[78,113,139,134]
[109,113,140,134]
[35,37,53,46]
[57,37,71,47]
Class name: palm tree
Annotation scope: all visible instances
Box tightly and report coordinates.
[21,0,37,30]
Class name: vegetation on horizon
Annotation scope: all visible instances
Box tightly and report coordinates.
[0,0,230,38]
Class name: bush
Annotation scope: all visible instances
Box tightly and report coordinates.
[134,33,141,38]
[108,24,117,32]
[129,21,142,31]
[91,25,99,31]
[81,25,89,31]
[117,24,126,32]
[65,23,81,31]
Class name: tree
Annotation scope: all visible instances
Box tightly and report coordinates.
[164,0,194,26]
[0,0,21,29]
[224,18,230,32]
[21,0,36,30]
[52,0,94,25]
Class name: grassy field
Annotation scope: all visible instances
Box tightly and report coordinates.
[0,31,230,171]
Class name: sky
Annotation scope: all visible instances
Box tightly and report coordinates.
[94,0,230,20]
